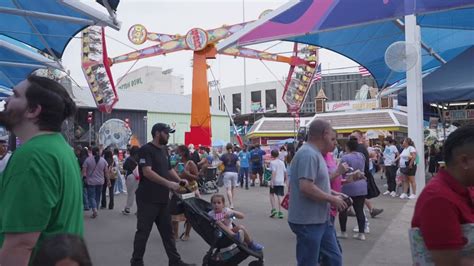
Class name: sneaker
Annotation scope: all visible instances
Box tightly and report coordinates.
[353,225,370,234]
[408,194,417,199]
[390,191,397,197]
[337,231,348,239]
[122,209,130,215]
[277,211,284,219]
[353,233,366,241]
[249,241,264,252]
[383,190,391,196]
[400,193,408,199]
[370,208,384,218]
[270,208,277,218]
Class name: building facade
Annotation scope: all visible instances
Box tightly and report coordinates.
[116,66,184,95]
[209,80,286,115]
[72,85,230,146]
[211,72,377,115]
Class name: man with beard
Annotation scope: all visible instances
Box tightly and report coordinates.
[130,123,195,266]
[0,75,83,265]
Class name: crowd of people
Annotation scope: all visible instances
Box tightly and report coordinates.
[0,75,472,266]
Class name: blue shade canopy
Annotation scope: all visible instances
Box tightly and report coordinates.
[0,34,61,88]
[286,7,474,88]
[0,0,120,88]
[0,0,119,58]
[397,46,474,105]
[218,0,474,89]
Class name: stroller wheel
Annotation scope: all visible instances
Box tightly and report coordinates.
[202,254,210,266]
[248,260,263,266]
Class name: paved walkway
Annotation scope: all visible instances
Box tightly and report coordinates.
[83,175,414,265]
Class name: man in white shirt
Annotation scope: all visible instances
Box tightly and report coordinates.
[383,137,399,197]
[269,149,287,219]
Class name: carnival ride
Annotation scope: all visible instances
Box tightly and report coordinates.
[82,15,319,147]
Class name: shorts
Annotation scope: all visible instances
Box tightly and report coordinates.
[223,172,238,188]
[401,165,417,176]
[252,167,263,176]
[270,185,284,196]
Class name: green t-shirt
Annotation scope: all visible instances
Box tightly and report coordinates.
[0,133,84,251]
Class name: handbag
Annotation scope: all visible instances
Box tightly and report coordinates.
[366,172,380,199]
[108,164,119,180]
[400,161,410,175]
[281,193,290,210]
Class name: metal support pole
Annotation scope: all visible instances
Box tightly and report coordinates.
[405,15,425,193]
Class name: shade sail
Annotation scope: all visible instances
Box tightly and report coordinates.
[0,34,61,87]
[217,0,474,88]
[397,45,474,105]
[0,0,119,58]
[0,0,120,88]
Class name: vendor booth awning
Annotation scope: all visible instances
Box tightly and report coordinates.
[247,109,407,138]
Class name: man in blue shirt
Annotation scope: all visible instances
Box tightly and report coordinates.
[250,145,266,187]
[238,145,250,189]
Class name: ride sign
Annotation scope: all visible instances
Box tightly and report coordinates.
[128,24,148,45]
[185,28,208,51]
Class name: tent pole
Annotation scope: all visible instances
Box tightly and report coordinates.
[405,15,425,194]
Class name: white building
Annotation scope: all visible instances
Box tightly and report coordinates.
[72,86,230,145]
[209,80,286,115]
[116,66,184,95]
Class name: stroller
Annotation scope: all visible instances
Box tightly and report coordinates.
[198,167,219,194]
[178,195,264,266]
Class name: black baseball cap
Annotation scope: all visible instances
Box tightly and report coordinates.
[151,123,175,137]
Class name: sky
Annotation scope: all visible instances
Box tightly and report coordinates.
[62,0,359,94]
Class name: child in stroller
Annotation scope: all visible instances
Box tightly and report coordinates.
[178,193,264,266]
[208,194,264,252]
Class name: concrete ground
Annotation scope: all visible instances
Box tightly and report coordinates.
[84,174,414,265]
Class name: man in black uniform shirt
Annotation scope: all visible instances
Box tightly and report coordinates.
[131,123,195,266]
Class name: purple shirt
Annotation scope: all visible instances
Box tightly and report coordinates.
[341,152,367,197]
[83,156,108,186]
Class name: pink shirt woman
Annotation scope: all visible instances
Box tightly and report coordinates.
[324,152,342,218]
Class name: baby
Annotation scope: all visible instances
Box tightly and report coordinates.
[208,194,263,252]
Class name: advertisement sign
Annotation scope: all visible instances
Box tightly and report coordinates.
[444,110,474,121]
[325,99,378,112]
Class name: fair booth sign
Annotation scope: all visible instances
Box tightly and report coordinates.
[325,99,378,112]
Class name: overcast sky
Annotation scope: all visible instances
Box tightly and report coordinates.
[62,0,359,94]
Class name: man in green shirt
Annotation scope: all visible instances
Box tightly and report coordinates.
[0,75,83,266]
